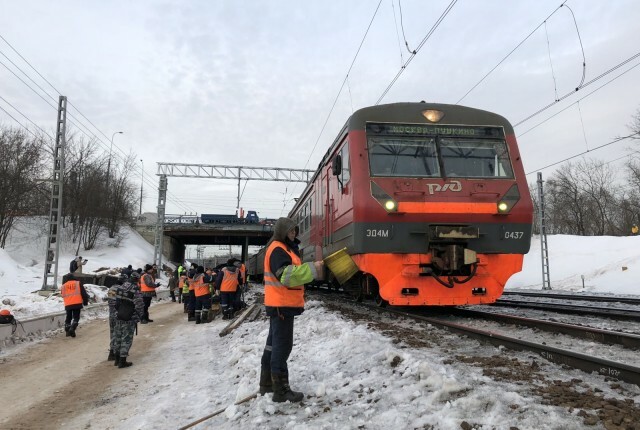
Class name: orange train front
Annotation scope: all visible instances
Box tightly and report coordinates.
[289,102,533,306]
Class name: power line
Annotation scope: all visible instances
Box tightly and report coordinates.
[455,1,568,104]
[517,59,640,138]
[514,51,640,127]
[375,0,458,105]
[525,132,640,176]
[0,35,195,213]
[0,95,55,139]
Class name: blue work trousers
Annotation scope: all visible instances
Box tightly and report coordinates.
[261,314,295,374]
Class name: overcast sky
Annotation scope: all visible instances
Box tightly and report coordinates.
[1,0,639,222]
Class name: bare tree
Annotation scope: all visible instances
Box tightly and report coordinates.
[0,127,47,247]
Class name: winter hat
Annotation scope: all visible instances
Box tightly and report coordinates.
[196,266,205,274]
[269,217,296,245]
[144,264,153,272]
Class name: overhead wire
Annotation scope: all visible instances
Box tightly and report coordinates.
[282,0,385,215]
[0,35,195,213]
[456,1,568,105]
[375,0,458,105]
[514,51,640,127]
[517,59,640,138]
[525,132,640,176]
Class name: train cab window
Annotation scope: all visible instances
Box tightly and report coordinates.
[368,137,440,177]
[440,139,514,178]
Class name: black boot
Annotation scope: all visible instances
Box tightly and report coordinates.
[69,322,78,338]
[114,353,120,366]
[118,356,133,368]
[202,310,209,323]
[187,311,196,322]
[183,303,188,313]
[259,367,273,395]
[195,311,201,324]
[108,350,116,361]
[271,373,303,403]
[65,324,71,337]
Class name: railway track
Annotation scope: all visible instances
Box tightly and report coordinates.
[502,290,640,306]
[310,290,640,387]
[492,298,640,321]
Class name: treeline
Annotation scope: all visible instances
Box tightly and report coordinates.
[531,157,640,236]
[0,126,139,249]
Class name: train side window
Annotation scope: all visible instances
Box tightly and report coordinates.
[340,145,350,185]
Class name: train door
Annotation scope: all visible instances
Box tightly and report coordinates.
[322,168,333,247]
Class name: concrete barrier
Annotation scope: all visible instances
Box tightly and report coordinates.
[0,289,172,348]
[0,303,108,348]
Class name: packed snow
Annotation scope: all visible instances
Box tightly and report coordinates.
[1,218,640,429]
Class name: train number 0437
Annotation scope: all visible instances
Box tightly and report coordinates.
[366,229,389,238]
[504,231,524,239]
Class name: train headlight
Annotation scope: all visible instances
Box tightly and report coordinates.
[496,185,520,214]
[371,181,400,213]
[422,109,445,123]
[384,200,397,212]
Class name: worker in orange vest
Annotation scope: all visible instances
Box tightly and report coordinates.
[60,272,90,338]
[259,217,324,403]
[186,263,197,321]
[214,258,243,320]
[140,264,160,324]
[192,266,215,324]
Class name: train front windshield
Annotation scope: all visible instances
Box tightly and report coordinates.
[368,136,514,179]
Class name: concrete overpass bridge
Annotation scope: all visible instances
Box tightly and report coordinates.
[160,215,274,263]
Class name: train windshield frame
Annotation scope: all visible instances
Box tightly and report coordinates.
[366,122,514,179]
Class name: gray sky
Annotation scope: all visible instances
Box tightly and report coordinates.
[1,0,639,220]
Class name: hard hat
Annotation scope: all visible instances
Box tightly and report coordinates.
[0,309,11,316]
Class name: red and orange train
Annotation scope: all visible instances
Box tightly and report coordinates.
[250,102,533,306]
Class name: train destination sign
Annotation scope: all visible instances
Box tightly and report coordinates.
[366,122,505,138]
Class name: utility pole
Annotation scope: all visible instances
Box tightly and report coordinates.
[139,159,144,215]
[537,172,551,290]
[41,96,67,291]
[106,131,123,190]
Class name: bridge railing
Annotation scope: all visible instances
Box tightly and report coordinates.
[165,214,200,224]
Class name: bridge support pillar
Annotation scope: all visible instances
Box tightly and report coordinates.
[241,236,249,262]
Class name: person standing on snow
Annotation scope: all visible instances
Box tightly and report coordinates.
[107,275,128,361]
[69,256,87,274]
[259,217,324,403]
[214,258,243,320]
[112,271,144,368]
[191,266,216,324]
[60,272,90,338]
[140,264,160,323]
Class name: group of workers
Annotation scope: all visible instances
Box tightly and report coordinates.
[60,216,324,405]
[60,263,160,368]
[174,258,248,323]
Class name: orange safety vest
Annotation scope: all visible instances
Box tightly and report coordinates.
[140,274,155,293]
[193,274,210,297]
[61,280,83,306]
[179,275,188,293]
[240,264,246,284]
[264,241,304,308]
[220,268,239,292]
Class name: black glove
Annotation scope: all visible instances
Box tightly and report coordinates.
[155,282,161,288]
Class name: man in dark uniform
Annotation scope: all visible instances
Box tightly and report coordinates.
[112,272,145,368]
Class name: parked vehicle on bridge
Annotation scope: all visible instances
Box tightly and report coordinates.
[201,210,260,224]
[286,102,533,307]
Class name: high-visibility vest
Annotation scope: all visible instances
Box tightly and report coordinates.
[193,274,210,297]
[220,268,239,292]
[180,275,189,294]
[61,281,83,306]
[240,264,246,284]
[140,274,155,293]
[264,241,304,308]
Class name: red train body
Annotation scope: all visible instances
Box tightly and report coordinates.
[286,102,532,306]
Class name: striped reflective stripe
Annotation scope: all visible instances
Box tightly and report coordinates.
[281,266,294,286]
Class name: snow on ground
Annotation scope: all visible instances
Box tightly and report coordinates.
[0,217,161,318]
[2,219,640,428]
